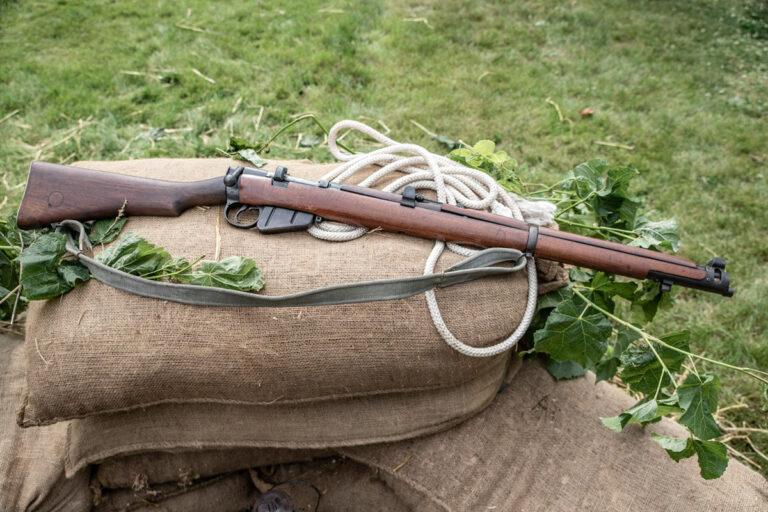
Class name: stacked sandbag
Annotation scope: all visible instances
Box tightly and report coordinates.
[343,360,768,511]
[0,335,91,512]
[13,158,538,509]
[6,158,766,510]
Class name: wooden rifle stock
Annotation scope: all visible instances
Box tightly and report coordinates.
[16,161,734,296]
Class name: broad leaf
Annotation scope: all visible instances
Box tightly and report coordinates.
[630,217,681,252]
[89,217,127,245]
[595,357,620,383]
[651,435,728,478]
[546,359,587,380]
[602,398,683,433]
[473,140,495,156]
[228,136,264,152]
[693,440,728,479]
[590,272,637,301]
[630,280,673,324]
[182,256,265,292]
[562,159,607,198]
[95,233,173,277]
[236,149,267,168]
[17,233,79,300]
[677,373,721,440]
[536,286,573,310]
[431,134,461,150]
[619,331,690,394]
[651,434,695,462]
[595,326,642,383]
[533,297,612,368]
[602,166,639,199]
[57,260,91,287]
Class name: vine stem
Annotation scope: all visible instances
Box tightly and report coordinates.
[261,114,355,154]
[555,219,637,240]
[571,288,768,386]
[555,192,595,217]
[525,179,568,195]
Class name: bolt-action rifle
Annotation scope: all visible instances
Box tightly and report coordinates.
[16,162,734,297]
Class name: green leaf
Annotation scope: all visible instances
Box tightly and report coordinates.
[603,166,639,199]
[677,373,722,440]
[693,440,729,479]
[630,280,673,324]
[595,357,619,383]
[568,268,594,283]
[615,325,642,357]
[630,217,681,252]
[473,140,495,156]
[651,434,695,462]
[95,232,173,277]
[595,326,642,383]
[536,286,573,310]
[603,398,682,433]
[619,331,690,394]
[651,435,728,478]
[625,398,660,422]
[236,149,267,167]
[182,256,265,292]
[590,272,637,301]
[430,134,461,150]
[562,159,607,198]
[601,415,629,433]
[546,359,587,380]
[17,232,75,300]
[89,217,128,245]
[57,260,91,287]
[228,136,263,152]
[533,296,612,368]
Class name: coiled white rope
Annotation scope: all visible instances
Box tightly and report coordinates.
[309,120,556,357]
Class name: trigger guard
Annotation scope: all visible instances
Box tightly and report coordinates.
[225,203,260,229]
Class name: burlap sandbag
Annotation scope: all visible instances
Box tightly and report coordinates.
[64,352,511,478]
[94,447,332,489]
[93,472,256,512]
[0,334,91,512]
[20,158,536,428]
[90,357,522,489]
[340,360,768,511]
[95,458,410,512]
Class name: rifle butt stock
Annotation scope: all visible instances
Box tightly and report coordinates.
[16,162,225,229]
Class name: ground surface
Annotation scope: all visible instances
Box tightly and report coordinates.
[1,0,766,476]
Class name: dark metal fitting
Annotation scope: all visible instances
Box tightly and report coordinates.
[273,166,289,182]
[525,225,539,257]
[400,186,417,208]
[707,257,726,270]
[223,166,245,187]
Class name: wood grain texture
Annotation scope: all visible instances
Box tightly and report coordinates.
[16,162,225,229]
[240,175,707,282]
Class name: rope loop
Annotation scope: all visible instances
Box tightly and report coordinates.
[313,121,557,357]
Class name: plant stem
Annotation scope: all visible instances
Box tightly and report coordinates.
[262,114,355,154]
[571,288,768,386]
[555,219,637,240]
[555,192,595,217]
[0,285,20,306]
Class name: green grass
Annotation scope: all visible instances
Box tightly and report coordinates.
[1,0,767,475]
